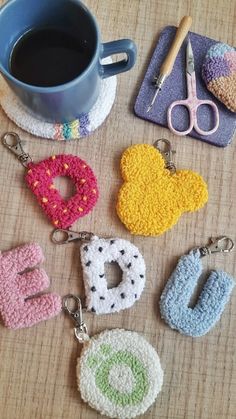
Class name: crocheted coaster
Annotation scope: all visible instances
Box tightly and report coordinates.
[77,329,163,418]
[160,250,235,337]
[117,144,208,236]
[202,43,236,113]
[80,236,146,314]
[26,154,98,229]
[0,58,117,140]
[0,243,61,329]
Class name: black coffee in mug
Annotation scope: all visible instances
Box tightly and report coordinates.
[0,0,136,122]
[10,27,93,87]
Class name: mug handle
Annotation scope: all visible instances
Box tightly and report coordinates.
[100,39,137,79]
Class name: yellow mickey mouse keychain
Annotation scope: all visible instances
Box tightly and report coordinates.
[117,139,208,236]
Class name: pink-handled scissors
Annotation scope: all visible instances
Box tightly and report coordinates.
[167,39,219,136]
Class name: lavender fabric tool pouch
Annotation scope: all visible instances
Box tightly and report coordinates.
[135,26,236,147]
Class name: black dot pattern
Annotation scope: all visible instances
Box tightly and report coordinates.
[83,238,145,315]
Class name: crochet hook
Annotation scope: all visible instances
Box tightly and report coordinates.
[147,15,192,113]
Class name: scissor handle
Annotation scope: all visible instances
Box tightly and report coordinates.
[167,99,220,137]
[167,100,194,136]
[193,100,219,136]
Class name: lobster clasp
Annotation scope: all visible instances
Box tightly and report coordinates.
[153,138,176,173]
[2,132,33,167]
[199,236,234,257]
[51,229,94,244]
[63,294,90,343]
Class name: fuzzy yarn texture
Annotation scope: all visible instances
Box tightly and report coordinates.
[159,250,235,337]
[0,58,117,140]
[117,144,208,236]
[0,243,61,329]
[80,236,146,314]
[202,43,236,112]
[25,154,99,229]
[77,329,163,418]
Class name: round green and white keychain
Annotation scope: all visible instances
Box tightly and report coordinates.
[63,295,164,419]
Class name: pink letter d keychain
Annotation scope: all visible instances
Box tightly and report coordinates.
[2,132,99,229]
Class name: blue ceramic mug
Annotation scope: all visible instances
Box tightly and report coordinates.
[0,0,137,123]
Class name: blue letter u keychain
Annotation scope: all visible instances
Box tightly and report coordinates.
[160,237,235,337]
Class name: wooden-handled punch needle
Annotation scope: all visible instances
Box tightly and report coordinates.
[147,16,192,113]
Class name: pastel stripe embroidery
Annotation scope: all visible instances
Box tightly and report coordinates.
[202,42,236,112]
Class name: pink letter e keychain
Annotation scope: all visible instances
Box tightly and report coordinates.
[2,132,99,229]
[63,294,163,418]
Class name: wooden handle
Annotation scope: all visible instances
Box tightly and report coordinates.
[160,16,192,77]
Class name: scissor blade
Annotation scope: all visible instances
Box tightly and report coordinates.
[186,39,195,75]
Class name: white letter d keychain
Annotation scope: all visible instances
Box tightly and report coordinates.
[63,294,163,419]
[52,228,147,315]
